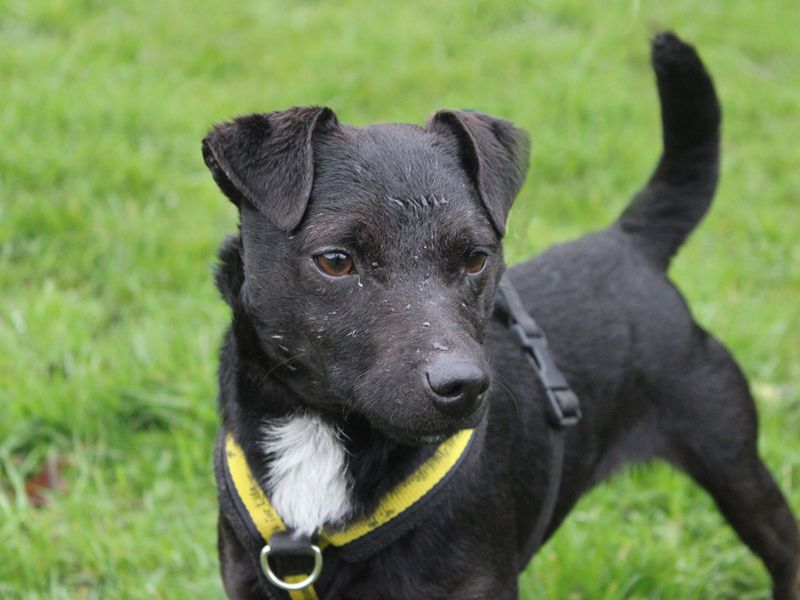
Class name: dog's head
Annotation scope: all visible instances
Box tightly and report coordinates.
[204,106,529,444]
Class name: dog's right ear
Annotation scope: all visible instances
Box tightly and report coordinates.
[202,106,338,232]
[428,110,530,236]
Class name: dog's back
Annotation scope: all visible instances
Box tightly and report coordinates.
[503,32,722,418]
[493,34,799,599]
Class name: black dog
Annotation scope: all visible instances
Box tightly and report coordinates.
[203,33,800,599]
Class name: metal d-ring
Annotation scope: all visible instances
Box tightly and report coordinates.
[260,543,323,591]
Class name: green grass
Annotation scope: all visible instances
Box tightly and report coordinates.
[1,1,798,598]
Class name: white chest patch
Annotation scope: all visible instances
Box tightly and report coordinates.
[260,413,353,537]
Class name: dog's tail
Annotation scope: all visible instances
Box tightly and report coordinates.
[615,32,721,270]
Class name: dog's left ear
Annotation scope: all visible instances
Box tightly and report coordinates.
[428,110,530,236]
[202,106,338,232]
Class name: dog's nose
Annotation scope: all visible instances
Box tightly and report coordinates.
[425,358,489,418]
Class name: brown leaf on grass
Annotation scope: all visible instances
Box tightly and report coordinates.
[24,455,68,507]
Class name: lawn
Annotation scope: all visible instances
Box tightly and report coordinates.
[1,1,798,598]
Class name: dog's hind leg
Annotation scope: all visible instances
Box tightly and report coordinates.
[662,334,800,599]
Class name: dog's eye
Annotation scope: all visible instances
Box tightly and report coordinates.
[314,251,354,277]
[464,251,488,275]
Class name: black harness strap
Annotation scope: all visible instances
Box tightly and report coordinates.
[215,431,286,600]
[496,273,582,558]
[215,427,479,599]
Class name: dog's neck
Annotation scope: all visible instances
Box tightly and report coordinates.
[220,325,434,538]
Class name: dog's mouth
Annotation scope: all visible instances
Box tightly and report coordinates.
[301,398,465,446]
[381,428,453,446]
[361,401,487,447]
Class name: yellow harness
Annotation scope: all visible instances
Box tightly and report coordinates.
[221,428,476,599]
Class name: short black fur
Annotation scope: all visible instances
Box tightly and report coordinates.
[207,33,800,599]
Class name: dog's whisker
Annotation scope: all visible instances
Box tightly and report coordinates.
[261,352,306,378]
[492,375,520,417]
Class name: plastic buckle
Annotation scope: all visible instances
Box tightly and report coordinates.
[545,388,582,428]
[510,323,582,428]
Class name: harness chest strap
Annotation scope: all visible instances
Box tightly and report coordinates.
[220,427,477,599]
